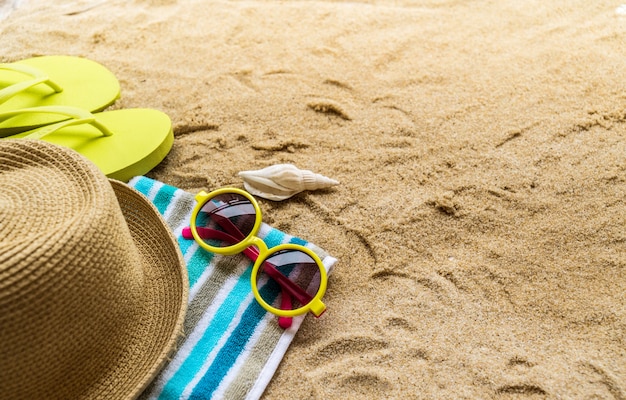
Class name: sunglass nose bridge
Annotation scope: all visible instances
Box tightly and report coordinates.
[248,236,269,253]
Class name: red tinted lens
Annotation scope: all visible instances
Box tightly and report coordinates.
[256,249,321,311]
[194,192,256,248]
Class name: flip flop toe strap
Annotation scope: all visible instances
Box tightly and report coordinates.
[0,63,64,105]
[0,106,113,139]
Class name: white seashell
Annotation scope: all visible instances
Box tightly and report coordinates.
[238,164,339,201]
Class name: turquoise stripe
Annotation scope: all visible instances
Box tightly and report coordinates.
[263,228,286,248]
[147,181,214,287]
[131,176,155,197]
[189,285,276,399]
[181,241,214,289]
[153,183,179,215]
[289,236,307,246]
[177,233,197,256]
[158,267,254,400]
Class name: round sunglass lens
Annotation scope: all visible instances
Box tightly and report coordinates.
[194,192,256,248]
[255,249,322,312]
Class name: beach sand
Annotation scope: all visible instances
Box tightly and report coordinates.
[1,0,625,398]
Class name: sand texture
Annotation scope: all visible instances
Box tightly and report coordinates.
[1,0,625,398]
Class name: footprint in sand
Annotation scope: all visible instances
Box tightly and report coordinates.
[304,316,431,398]
[304,336,392,397]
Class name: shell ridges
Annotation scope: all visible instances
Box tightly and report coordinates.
[238,164,339,201]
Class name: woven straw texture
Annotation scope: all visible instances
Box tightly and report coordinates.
[0,140,188,400]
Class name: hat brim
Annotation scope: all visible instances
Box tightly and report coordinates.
[95,180,188,399]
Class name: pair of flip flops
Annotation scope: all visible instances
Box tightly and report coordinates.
[0,56,173,181]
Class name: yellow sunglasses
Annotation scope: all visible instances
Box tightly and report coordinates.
[182,188,328,326]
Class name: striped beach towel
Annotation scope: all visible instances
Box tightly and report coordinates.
[128,176,336,400]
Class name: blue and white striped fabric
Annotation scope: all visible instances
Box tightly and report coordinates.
[129,176,336,400]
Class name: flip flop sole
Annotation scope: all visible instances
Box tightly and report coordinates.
[0,56,121,135]
[11,109,173,182]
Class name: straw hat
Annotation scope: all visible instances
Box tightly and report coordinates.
[0,140,188,399]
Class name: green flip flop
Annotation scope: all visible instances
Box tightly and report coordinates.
[6,106,173,182]
[0,55,121,136]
